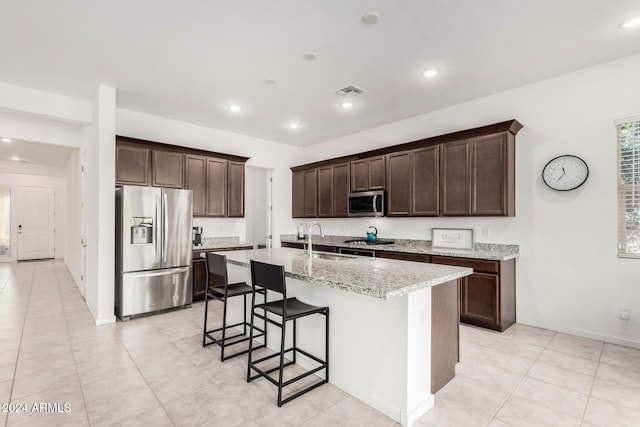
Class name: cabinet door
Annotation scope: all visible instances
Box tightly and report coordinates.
[333,162,351,217]
[304,169,318,217]
[206,158,227,217]
[318,166,333,217]
[351,160,368,192]
[115,143,150,186]
[368,156,386,190]
[292,171,304,218]
[152,150,183,188]
[184,155,207,217]
[461,272,499,328]
[386,152,411,216]
[192,259,207,302]
[227,161,245,217]
[472,133,509,216]
[441,140,471,216]
[412,146,440,216]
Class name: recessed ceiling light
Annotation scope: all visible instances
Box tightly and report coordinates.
[422,68,439,78]
[264,78,276,85]
[621,16,640,29]
[1,138,11,142]
[10,156,21,161]
[362,12,380,25]
[288,122,301,129]
[228,104,242,112]
[303,52,317,61]
[341,102,353,109]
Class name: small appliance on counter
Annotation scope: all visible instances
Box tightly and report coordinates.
[366,226,378,242]
[193,226,203,246]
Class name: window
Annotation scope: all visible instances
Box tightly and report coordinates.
[617,117,640,257]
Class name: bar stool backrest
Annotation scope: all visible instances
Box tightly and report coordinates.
[250,260,287,298]
[206,252,228,284]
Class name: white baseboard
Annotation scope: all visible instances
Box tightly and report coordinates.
[517,319,640,349]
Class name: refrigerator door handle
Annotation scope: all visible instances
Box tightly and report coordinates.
[125,266,191,278]
[163,192,168,264]
[155,194,162,264]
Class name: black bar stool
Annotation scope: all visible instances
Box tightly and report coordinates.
[202,253,266,361]
[247,260,329,406]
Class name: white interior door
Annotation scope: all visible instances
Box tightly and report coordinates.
[17,186,55,260]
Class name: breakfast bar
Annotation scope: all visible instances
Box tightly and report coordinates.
[218,247,472,426]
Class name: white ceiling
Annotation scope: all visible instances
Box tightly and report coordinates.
[0,138,73,167]
[1,1,640,147]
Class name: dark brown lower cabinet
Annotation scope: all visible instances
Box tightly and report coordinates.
[431,256,515,332]
[431,279,460,393]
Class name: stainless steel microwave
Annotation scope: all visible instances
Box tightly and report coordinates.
[348,190,385,217]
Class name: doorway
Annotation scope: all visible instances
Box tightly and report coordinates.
[245,166,274,248]
[17,186,55,260]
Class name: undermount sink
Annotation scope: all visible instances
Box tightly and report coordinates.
[309,252,356,261]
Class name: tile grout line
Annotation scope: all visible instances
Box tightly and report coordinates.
[484,329,557,426]
[5,262,35,426]
[579,341,604,423]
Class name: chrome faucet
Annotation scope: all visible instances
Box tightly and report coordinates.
[307,221,325,260]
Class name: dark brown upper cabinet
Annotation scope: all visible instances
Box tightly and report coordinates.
[290,120,521,218]
[332,162,351,217]
[115,136,249,218]
[318,166,334,217]
[351,156,385,192]
[291,169,318,218]
[303,169,318,217]
[387,146,440,217]
[184,155,207,216]
[227,161,245,217]
[206,158,227,217]
[115,143,150,186]
[292,171,305,218]
[152,150,183,188]
[441,140,472,216]
[471,133,514,216]
[411,145,440,216]
[386,152,411,216]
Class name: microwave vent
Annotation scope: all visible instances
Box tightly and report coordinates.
[335,85,365,98]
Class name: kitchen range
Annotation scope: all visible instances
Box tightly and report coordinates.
[115,185,193,320]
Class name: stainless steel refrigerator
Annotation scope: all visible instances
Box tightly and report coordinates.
[115,186,193,320]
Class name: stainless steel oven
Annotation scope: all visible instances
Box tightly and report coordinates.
[348,190,385,217]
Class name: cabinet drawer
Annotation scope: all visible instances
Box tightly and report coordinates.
[377,251,429,263]
[431,256,499,274]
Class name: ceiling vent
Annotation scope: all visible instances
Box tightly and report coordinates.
[335,85,365,98]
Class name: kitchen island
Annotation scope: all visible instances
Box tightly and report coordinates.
[219,247,472,426]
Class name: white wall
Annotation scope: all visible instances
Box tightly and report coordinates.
[116,109,303,247]
[302,53,640,348]
[65,149,82,285]
[0,170,67,262]
[245,166,270,245]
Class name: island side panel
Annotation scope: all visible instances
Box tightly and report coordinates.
[226,263,427,425]
[430,279,460,394]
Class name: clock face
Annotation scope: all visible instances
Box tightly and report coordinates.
[542,155,589,191]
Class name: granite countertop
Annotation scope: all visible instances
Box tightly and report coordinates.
[218,247,472,300]
[193,236,254,251]
[280,234,519,261]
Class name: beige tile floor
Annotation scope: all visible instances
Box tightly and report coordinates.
[1,260,639,426]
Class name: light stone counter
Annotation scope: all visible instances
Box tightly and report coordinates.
[281,234,519,261]
[220,247,472,299]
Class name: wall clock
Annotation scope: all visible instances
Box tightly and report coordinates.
[542,155,589,191]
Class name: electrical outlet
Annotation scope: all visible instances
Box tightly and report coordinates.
[481,227,490,238]
[619,306,631,320]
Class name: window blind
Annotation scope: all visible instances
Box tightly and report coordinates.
[617,118,640,257]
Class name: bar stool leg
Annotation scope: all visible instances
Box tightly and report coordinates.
[277,319,287,407]
[202,292,209,347]
[220,291,229,361]
[292,318,297,364]
[246,291,257,383]
[326,308,330,382]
